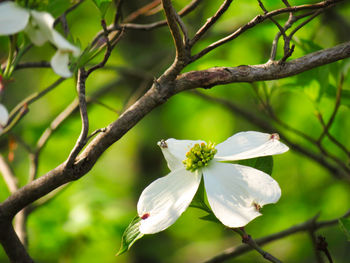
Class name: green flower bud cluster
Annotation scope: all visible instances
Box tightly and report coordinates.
[183,142,217,172]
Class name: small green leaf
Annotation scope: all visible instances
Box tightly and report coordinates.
[116,216,144,256]
[199,213,221,224]
[190,179,211,213]
[233,156,274,176]
[92,0,112,17]
[339,218,350,241]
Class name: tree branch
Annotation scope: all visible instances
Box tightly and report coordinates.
[0,41,349,221]
[176,41,350,91]
[0,221,33,263]
[204,210,350,263]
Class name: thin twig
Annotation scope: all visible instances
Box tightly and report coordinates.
[309,230,325,263]
[118,0,202,31]
[87,23,124,76]
[123,0,161,23]
[190,0,233,46]
[174,10,190,45]
[289,10,322,39]
[162,0,187,60]
[0,154,18,194]
[15,61,51,70]
[65,69,89,167]
[6,78,65,127]
[318,74,344,142]
[113,0,124,26]
[233,228,282,263]
[53,0,85,27]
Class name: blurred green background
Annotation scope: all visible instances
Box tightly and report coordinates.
[1,0,350,262]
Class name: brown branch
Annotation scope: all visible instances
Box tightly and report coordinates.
[176,41,350,91]
[0,221,33,263]
[191,0,344,61]
[204,211,350,263]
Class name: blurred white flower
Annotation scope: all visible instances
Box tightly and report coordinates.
[0,2,80,78]
[0,104,9,134]
[137,131,289,234]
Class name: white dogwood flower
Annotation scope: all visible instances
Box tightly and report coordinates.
[0,104,9,134]
[0,2,80,78]
[137,131,289,234]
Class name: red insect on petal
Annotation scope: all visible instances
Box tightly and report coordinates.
[141,213,150,220]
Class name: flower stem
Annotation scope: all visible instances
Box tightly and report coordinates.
[3,36,17,78]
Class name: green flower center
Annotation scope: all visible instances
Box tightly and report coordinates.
[182,142,217,172]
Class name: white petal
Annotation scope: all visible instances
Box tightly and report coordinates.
[0,2,29,35]
[215,131,289,161]
[50,51,72,78]
[0,104,9,132]
[25,10,54,45]
[51,31,80,57]
[137,168,201,234]
[25,22,50,46]
[158,138,204,171]
[203,162,281,228]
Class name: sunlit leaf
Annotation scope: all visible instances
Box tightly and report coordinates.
[221,156,274,176]
[116,216,144,256]
[199,213,221,224]
[46,0,71,16]
[189,179,211,213]
[339,218,350,241]
[92,0,112,17]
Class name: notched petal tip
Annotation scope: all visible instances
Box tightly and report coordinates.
[50,51,73,78]
[157,139,168,148]
[270,133,280,140]
[252,202,262,212]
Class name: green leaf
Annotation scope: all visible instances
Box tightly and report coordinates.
[236,156,274,176]
[199,213,221,224]
[92,0,112,17]
[189,179,212,213]
[116,216,144,256]
[339,218,350,241]
[46,0,71,17]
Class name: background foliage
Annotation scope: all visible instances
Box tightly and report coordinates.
[1,0,350,262]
